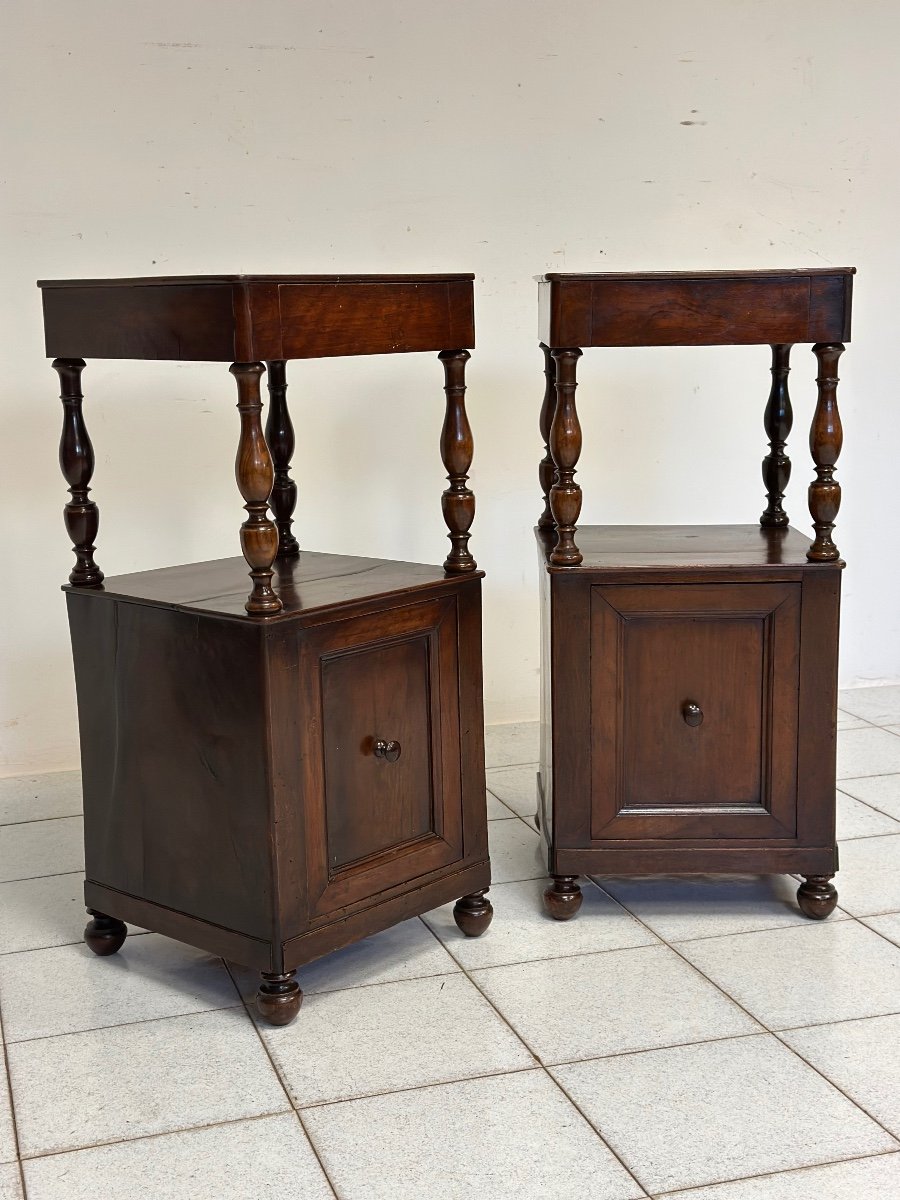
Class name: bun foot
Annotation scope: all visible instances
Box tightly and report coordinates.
[543,875,583,921]
[453,890,493,937]
[84,910,127,956]
[257,970,302,1026]
[797,875,838,920]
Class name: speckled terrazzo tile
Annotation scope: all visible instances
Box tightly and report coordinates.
[0,772,82,826]
[656,1152,900,1198]
[484,722,540,769]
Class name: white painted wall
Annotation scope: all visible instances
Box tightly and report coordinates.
[2,1,898,774]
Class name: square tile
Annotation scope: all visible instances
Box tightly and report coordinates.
[423,878,658,970]
[0,1056,15,1164]
[655,1151,900,1198]
[0,873,103,955]
[487,818,545,884]
[0,772,82,826]
[485,763,539,819]
[838,685,900,727]
[837,792,900,839]
[0,934,240,1042]
[596,873,831,943]
[472,944,759,1065]
[303,1069,644,1200]
[837,727,900,779]
[782,1014,900,1138]
[232,917,459,999]
[678,920,900,1029]
[831,833,900,916]
[484,722,540,769]
[551,1034,896,1194]
[21,1113,333,1200]
[0,816,84,883]
[840,774,900,820]
[256,973,535,1107]
[8,1007,289,1157]
[862,912,900,948]
[0,1165,22,1200]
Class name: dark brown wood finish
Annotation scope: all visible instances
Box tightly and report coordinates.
[537,344,557,530]
[548,348,583,566]
[41,273,488,1025]
[535,268,854,921]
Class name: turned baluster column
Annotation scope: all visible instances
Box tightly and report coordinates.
[231,362,282,614]
[439,349,476,573]
[549,347,583,566]
[538,343,558,531]
[54,358,104,586]
[264,360,300,558]
[760,344,793,528]
[807,343,845,561]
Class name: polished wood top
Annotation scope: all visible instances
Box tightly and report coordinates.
[39,274,475,361]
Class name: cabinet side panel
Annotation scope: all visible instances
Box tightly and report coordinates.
[797,568,842,853]
[457,578,488,863]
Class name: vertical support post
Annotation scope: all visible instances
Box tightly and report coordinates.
[54,357,104,586]
[807,343,845,561]
[231,362,282,614]
[538,343,558,530]
[760,343,793,528]
[264,360,300,558]
[549,347,583,566]
[439,349,477,573]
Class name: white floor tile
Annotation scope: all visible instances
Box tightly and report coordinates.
[838,685,900,727]
[837,709,871,730]
[596,874,830,942]
[0,772,82,827]
[837,728,900,779]
[423,877,658,970]
[831,833,900,916]
[0,1056,15,1164]
[839,773,900,820]
[551,1034,896,1194]
[486,790,515,820]
[472,944,759,1065]
[0,873,99,955]
[256,973,535,1108]
[303,1069,644,1200]
[0,1165,22,1200]
[487,818,545,884]
[656,1152,900,1198]
[678,920,900,1029]
[8,1008,289,1158]
[837,792,900,839]
[21,1113,333,1200]
[0,817,84,883]
[485,763,539,819]
[862,912,900,948]
[0,935,240,1042]
[484,722,540,769]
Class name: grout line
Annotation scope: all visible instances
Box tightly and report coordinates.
[857,918,900,952]
[652,1147,900,1198]
[0,995,27,1199]
[0,868,88,887]
[4,1001,247,1049]
[0,931,151,960]
[0,812,83,829]
[545,1028,768,1070]
[296,1064,542,1114]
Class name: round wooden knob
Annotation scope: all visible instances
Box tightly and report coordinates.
[374,739,402,763]
[682,701,703,728]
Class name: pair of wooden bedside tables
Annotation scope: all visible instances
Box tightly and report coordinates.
[39,267,852,1025]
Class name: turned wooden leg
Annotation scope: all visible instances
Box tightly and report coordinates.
[453,889,493,937]
[231,362,282,615]
[439,349,477,573]
[807,343,845,561]
[256,970,302,1025]
[264,360,300,558]
[548,348,583,566]
[760,344,793,528]
[797,875,838,919]
[54,358,104,586]
[537,343,558,531]
[543,875,583,920]
[84,909,127,956]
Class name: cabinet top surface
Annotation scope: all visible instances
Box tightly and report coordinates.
[37,273,475,288]
[539,267,856,282]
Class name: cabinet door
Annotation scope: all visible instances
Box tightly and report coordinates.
[299,596,463,921]
[590,582,800,841]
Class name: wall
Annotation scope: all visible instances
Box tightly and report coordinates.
[2,1,898,774]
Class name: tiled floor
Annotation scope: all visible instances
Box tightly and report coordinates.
[0,687,899,1198]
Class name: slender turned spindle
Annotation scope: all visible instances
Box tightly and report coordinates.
[538,343,558,530]
[439,349,477,573]
[231,362,282,614]
[807,343,845,561]
[760,344,794,528]
[264,360,300,558]
[54,358,104,586]
[548,347,584,566]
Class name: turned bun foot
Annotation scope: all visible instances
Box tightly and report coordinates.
[257,970,302,1026]
[453,890,493,937]
[84,910,127,956]
[797,875,838,920]
[543,875,583,921]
